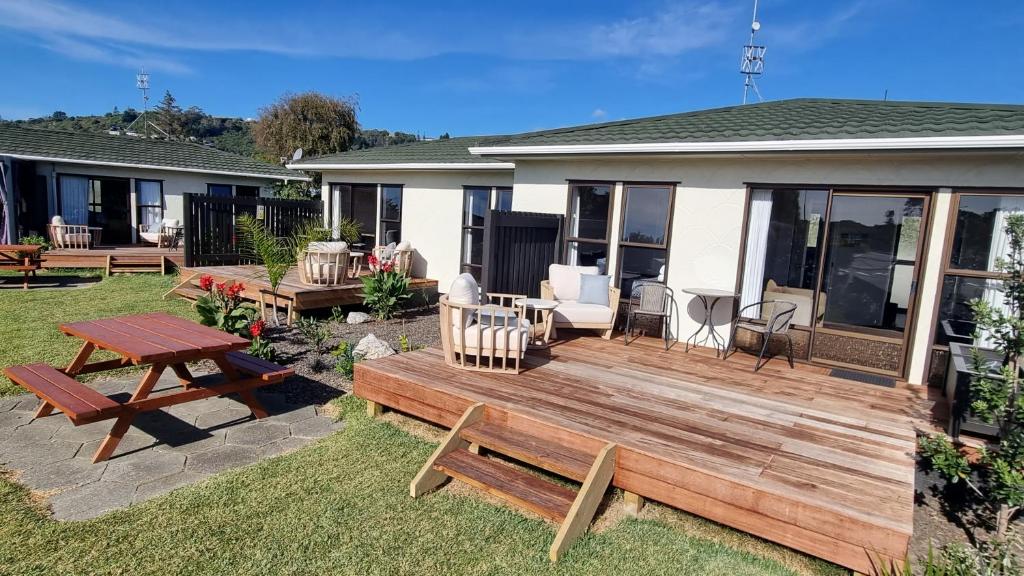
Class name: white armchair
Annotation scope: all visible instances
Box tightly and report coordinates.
[47,215,92,250]
[541,264,621,339]
[298,241,351,286]
[439,273,532,373]
[139,218,180,247]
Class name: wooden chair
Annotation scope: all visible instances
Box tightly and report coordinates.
[439,279,532,373]
[371,245,415,276]
[298,249,351,286]
[48,220,92,250]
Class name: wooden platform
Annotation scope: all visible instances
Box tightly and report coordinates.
[177,265,438,313]
[44,245,183,273]
[354,334,934,574]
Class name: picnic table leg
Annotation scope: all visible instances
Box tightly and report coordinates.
[34,342,99,418]
[93,364,166,462]
[212,354,268,419]
[34,401,55,418]
[129,363,167,402]
[170,363,194,387]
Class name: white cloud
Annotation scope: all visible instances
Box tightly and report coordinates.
[591,108,608,119]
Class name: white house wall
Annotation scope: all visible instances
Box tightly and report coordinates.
[511,152,1024,385]
[318,169,514,291]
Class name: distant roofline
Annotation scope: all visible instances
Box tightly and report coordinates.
[1,151,310,181]
[285,161,513,171]
[470,135,1024,157]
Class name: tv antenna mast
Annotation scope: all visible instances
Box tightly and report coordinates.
[125,68,168,138]
[740,0,766,104]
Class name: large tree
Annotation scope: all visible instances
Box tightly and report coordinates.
[252,92,358,161]
[155,90,183,138]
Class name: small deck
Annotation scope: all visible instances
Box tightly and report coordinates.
[178,265,438,313]
[354,334,935,574]
[44,245,184,272]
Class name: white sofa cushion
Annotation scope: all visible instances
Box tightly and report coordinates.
[395,240,412,251]
[308,241,348,253]
[552,301,614,325]
[452,319,532,354]
[548,264,599,301]
[448,273,480,329]
[51,215,66,226]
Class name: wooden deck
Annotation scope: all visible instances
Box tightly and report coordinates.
[178,265,438,312]
[354,334,934,574]
[43,245,184,271]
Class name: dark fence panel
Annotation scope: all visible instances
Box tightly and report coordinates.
[481,211,563,298]
[183,194,322,267]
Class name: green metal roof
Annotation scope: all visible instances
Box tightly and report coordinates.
[289,135,511,166]
[0,123,305,180]
[482,99,1024,147]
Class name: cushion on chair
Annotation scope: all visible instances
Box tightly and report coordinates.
[146,221,164,234]
[64,233,91,245]
[552,301,614,324]
[308,241,348,253]
[51,215,66,226]
[448,273,480,329]
[548,264,599,301]
[577,274,610,306]
[452,319,532,354]
[395,240,412,251]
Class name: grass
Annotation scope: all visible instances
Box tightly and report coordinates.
[0,397,844,576]
[0,271,198,395]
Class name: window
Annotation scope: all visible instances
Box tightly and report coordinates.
[328,183,378,246]
[739,188,829,325]
[207,184,233,197]
[459,186,512,279]
[235,185,260,198]
[380,185,403,245]
[935,192,1024,346]
[135,180,163,229]
[617,184,674,297]
[565,183,612,273]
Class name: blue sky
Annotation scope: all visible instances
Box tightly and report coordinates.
[0,0,1021,136]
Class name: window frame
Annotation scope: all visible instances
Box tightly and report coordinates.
[614,182,676,290]
[562,181,615,268]
[134,178,164,229]
[460,185,509,278]
[379,184,404,244]
[206,183,234,197]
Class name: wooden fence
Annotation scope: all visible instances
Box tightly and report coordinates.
[481,211,563,298]
[182,194,322,267]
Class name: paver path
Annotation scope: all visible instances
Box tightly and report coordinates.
[0,371,343,520]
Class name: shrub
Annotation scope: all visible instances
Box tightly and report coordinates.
[296,317,331,369]
[247,319,275,360]
[360,255,411,320]
[330,306,346,323]
[195,275,257,336]
[18,234,49,251]
[332,341,357,379]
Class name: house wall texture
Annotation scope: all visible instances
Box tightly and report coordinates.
[319,169,514,291]
[510,152,1024,385]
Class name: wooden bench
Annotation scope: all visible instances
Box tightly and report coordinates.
[0,244,42,289]
[225,351,293,382]
[4,364,121,424]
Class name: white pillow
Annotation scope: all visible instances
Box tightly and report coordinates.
[51,215,65,226]
[146,221,163,234]
[164,218,180,228]
[548,264,599,301]
[448,273,480,330]
[308,241,348,253]
[395,240,412,251]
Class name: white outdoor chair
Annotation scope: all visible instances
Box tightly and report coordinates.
[47,215,92,250]
[540,264,621,339]
[439,273,531,373]
[139,218,180,247]
[298,241,351,286]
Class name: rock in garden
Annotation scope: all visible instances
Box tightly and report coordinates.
[346,311,371,324]
[354,334,396,360]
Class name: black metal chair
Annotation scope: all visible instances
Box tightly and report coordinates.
[624,281,679,350]
[724,300,799,371]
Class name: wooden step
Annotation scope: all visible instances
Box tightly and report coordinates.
[460,421,595,482]
[172,286,206,301]
[433,448,577,522]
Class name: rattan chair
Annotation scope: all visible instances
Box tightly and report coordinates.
[623,281,679,350]
[298,241,351,286]
[371,245,414,276]
[724,300,799,371]
[439,292,531,373]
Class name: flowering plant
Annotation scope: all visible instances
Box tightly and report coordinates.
[195,275,258,336]
[360,257,411,320]
[246,319,275,360]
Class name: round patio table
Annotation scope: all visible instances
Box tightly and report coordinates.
[514,298,560,349]
[681,287,738,357]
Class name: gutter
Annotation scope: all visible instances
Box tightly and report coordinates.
[0,152,310,182]
[286,162,514,171]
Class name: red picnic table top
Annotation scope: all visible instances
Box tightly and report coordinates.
[0,244,42,252]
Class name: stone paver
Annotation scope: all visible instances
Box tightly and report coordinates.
[0,373,340,520]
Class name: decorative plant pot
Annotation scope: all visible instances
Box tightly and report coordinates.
[946,342,1003,439]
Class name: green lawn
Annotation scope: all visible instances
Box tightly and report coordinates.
[0,272,843,575]
[0,271,198,395]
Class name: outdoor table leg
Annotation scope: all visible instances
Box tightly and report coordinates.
[212,354,269,419]
[170,363,195,387]
[684,295,727,356]
[93,363,167,463]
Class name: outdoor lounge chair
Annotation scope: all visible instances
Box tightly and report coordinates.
[139,218,180,247]
[47,215,92,250]
[540,264,621,339]
[439,273,531,373]
[371,240,415,276]
[724,300,799,371]
[298,241,351,286]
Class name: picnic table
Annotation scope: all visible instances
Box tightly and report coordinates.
[3,312,292,462]
[0,244,42,289]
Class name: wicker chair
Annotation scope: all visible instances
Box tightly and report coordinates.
[724,300,799,371]
[298,241,351,286]
[47,216,92,250]
[624,281,679,350]
[439,273,531,373]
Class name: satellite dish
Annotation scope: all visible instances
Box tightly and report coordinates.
[292,148,304,161]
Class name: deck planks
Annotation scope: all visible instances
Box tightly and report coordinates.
[354,334,933,573]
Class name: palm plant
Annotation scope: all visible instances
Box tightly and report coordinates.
[236,214,295,326]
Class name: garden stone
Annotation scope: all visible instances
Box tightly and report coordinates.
[20,458,107,491]
[290,416,345,439]
[0,438,82,470]
[354,334,395,360]
[225,421,290,448]
[186,444,259,474]
[102,452,185,485]
[49,480,137,521]
[346,311,371,324]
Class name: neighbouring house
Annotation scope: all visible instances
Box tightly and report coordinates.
[0,123,307,246]
[290,98,1024,387]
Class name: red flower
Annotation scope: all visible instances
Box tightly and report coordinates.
[215,281,227,294]
[367,254,379,267]
[249,319,266,339]
[199,275,214,291]
[226,282,245,300]
[381,260,394,273]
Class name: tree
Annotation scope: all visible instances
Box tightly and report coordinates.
[51,111,67,121]
[155,90,183,137]
[920,213,1024,540]
[252,92,358,161]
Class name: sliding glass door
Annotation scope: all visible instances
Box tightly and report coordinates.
[329,183,378,248]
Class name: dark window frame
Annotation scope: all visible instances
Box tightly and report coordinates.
[614,182,676,291]
[563,181,615,269]
[379,184,404,245]
[206,183,234,197]
[460,185,510,277]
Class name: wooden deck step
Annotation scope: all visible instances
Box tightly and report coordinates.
[460,421,595,482]
[434,448,578,522]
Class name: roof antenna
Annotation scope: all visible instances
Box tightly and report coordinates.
[883,89,889,101]
[740,0,766,104]
[124,68,168,138]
